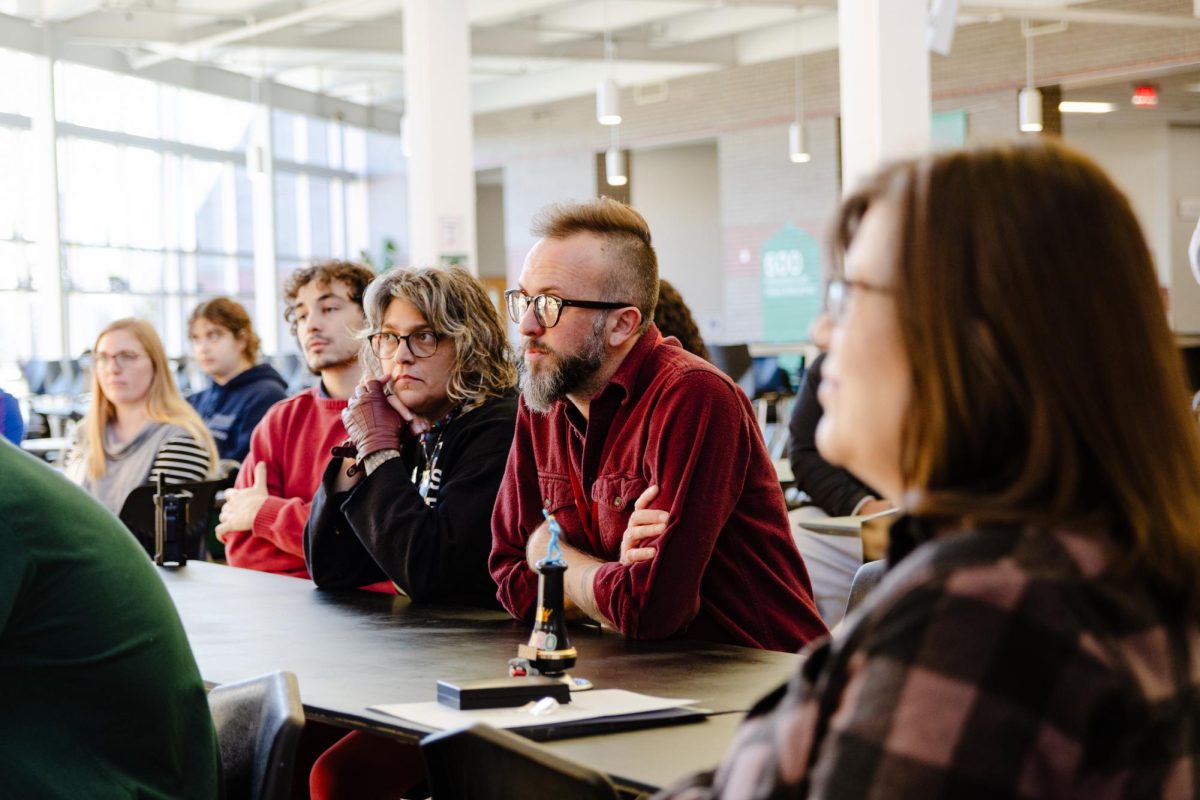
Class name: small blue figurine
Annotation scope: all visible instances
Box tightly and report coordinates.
[541,509,566,566]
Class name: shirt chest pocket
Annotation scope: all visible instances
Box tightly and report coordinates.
[590,473,650,555]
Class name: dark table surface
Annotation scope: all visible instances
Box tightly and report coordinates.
[158,561,795,791]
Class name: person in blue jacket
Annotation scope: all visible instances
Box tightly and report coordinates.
[0,389,23,445]
[188,297,288,462]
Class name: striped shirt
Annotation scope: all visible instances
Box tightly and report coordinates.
[149,434,211,485]
[656,517,1200,800]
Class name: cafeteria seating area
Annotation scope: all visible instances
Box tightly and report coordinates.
[2,2,1200,798]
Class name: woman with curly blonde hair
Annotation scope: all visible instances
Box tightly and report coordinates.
[305,265,517,604]
[66,318,217,514]
[303,266,518,798]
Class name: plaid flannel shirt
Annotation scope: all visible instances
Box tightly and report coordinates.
[657,517,1200,800]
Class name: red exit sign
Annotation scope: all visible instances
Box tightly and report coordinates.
[1132,84,1159,108]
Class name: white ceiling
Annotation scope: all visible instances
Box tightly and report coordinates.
[1,0,1197,117]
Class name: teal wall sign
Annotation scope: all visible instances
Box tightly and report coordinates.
[760,223,823,342]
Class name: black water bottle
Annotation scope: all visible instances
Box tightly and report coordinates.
[153,473,192,568]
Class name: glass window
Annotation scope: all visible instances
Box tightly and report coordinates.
[274,171,301,258]
[0,50,37,117]
[55,62,159,138]
[0,126,38,242]
[68,293,164,358]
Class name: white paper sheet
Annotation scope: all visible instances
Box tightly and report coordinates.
[370,689,697,731]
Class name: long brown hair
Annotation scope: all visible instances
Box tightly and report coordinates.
[83,318,218,480]
[833,140,1200,606]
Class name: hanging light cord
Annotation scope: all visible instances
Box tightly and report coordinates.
[1025,30,1034,90]
[793,14,803,123]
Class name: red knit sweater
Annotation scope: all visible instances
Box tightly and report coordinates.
[224,387,392,593]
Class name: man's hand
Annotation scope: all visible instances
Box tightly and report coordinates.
[620,485,668,565]
[215,462,270,542]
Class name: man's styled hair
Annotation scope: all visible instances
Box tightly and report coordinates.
[282,260,375,336]
[188,297,261,362]
[832,139,1200,611]
[361,266,517,405]
[530,197,659,333]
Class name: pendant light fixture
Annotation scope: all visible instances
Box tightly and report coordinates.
[596,0,621,125]
[605,124,627,186]
[788,19,810,163]
[1018,23,1042,133]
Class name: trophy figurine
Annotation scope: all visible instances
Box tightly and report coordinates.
[516,511,578,677]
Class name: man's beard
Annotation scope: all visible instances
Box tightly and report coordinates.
[519,316,607,414]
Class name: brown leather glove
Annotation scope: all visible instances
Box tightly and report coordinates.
[341,379,402,461]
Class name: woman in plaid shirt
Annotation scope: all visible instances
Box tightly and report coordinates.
[658,141,1200,799]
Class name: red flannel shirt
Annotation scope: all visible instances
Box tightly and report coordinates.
[490,326,827,652]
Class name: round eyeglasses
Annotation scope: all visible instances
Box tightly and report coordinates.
[368,330,441,360]
[504,290,631,329]
[824,278,895,322]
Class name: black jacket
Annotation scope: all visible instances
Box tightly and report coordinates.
[304,392,517,607]
[188,363,289,462]
[787,353,877,516]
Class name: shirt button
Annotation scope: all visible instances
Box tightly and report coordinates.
[613,496,623,509]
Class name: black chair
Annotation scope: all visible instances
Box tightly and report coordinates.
[846,559,888,615]
[207,671,305,800]
[118,472,237,561]
[19,359,49,396]
[421,722,620,800]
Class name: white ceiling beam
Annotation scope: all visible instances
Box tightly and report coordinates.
[651,5,805,45]
[472,57,714,114]
[467,0,574,26]
[961,4,1200,30]
[735,11,838,65]
[535,0,698,35]
[472,24,736,63]
[0,13,402,130]
[129,0,379,71]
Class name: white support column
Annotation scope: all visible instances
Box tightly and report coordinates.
[837,0,932,194]
[250,88,281,354]
[31,33,66,359]
[403,0,477,273]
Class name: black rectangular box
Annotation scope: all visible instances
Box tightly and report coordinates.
[436,677,571,710]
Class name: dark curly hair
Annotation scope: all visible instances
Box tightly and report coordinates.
[282,260,375,337]
[653,279,710,362]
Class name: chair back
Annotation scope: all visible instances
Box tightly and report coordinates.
[207,671,305,800]
[421,722,619,800]
[119,471,236,561]
[846,559,888,615]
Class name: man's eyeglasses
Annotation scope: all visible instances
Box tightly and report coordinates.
[368,330,441,360]
[504,290,631,329]
[824,278,895,322]
[92,351,145,370]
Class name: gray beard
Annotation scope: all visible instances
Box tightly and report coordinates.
[519,318,607,414]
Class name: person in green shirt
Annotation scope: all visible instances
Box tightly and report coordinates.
[0,439,220,798]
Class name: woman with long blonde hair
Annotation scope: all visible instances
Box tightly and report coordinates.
[66,318,217,514]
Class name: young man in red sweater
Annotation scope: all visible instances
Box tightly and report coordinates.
[216,260,379,581]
